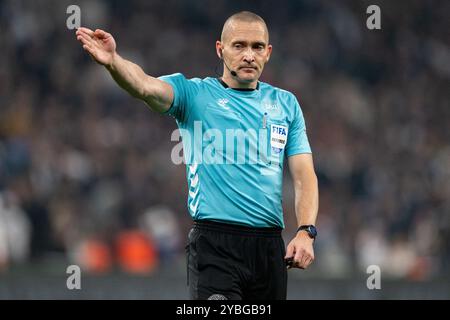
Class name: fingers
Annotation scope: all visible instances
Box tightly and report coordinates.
[77,36,95,57]
[293,248,305,268]
[305,256,313,268]
[76,29,101,57]
[299,250,309,268]
[76,28,94,46]
[94,29,109,39]
[285,239,315,270]
[77,27,94,36]
[284,243,294,260]
[76,27,104,42]
[300,255,312,269]
[82,44,95,56]
[76,31,93,45]
[293,248,314,269]
[82,43,92,52]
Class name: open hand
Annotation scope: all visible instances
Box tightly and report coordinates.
[76,27,116,67]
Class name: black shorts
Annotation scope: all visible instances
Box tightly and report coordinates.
[186,219,287,300]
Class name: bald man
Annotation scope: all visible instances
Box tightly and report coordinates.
[76,11,319,300]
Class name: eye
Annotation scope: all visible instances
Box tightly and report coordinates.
[234,43,243,49]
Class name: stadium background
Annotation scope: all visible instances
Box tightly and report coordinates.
[0,0,449,299]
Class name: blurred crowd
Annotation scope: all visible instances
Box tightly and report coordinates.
[0,0,449,279]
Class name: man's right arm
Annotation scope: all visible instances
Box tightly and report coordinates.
[106,54,174,113]
[76,27,173,113]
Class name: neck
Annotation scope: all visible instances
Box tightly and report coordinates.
[221,73,258,89]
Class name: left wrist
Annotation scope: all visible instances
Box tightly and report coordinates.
[296,225,317,240]
[296,230,313,240]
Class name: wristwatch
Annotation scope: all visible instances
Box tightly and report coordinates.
[296,225,317,240]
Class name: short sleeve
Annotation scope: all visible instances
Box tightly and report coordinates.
[285,95,312,156]
[158,73,198,123]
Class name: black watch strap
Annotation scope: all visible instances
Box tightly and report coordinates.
[296,225,317,239]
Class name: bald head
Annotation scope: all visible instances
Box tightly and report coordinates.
[221,11,269,43]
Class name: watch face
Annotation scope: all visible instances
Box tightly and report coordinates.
[297,225,317,239]
[308,226,317,238]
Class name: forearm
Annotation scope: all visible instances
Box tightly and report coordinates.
[293,172,319,227]
[106,53,153,99]
[105,53,172,113]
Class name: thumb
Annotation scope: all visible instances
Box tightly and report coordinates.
[94,29,108,38]
[285,242,295,259]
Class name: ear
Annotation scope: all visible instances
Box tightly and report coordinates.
[265,44,273,63]
[216,40,223,59]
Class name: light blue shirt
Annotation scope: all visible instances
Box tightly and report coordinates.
[159,73,311,228]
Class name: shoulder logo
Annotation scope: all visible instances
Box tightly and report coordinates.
[217,98,230,110]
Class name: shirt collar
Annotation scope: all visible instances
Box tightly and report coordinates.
[218,78,260,91]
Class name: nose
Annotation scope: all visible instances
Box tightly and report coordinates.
[243,48,255,63]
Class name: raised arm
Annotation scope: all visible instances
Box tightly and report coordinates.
[285,153,319,269]
[76,27,173,113]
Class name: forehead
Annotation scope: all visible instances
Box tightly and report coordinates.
[222,21,268,43]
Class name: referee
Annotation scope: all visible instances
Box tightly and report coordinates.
[76,11,319,300]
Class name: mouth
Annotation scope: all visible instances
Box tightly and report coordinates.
[239,67,257,72]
